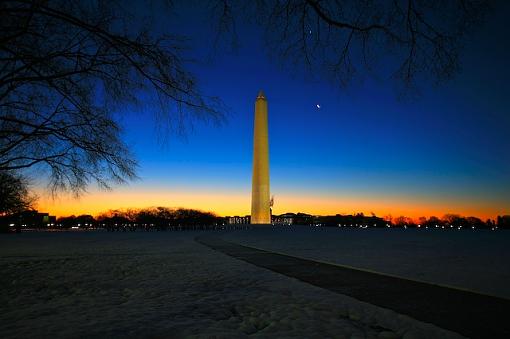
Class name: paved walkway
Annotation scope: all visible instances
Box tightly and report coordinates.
[196,235,510,339]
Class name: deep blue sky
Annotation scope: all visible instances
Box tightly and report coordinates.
[41,1,510,218]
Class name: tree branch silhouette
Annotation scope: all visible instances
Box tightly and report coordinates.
[0,0,225,195]
[213,0,489,89]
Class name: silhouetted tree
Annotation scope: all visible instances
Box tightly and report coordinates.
[466,216,484,229]
[424,216,442,227]
[0,170,35,215]
[384,214,393,225]
[57,215,77,229]
[0,0,224,196]
[393,215,414,227]
[213,0,489,91]
[442,214,463,226]
[497,215,510,229]
[75,214,95,228]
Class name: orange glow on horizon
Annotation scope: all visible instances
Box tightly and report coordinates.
[35,188,507,221]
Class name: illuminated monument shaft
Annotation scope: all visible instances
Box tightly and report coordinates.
[251,90,271,224]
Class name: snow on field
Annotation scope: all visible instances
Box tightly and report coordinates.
[223,226,510,300]
[0,231,462,338]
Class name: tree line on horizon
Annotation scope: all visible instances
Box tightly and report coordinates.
[60,207,220,231]
[312,212,507,230]
[2,207,509,232]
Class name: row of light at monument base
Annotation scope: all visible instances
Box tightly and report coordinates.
[226,215,503,231]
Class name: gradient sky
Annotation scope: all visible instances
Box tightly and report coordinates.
[37,1,510,220]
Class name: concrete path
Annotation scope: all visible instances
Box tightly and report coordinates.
[196,235,510,339]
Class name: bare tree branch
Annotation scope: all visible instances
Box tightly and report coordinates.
[0,0,226,195]
[212,0,489,90]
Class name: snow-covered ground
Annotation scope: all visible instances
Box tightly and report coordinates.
[223,226,510,300]
[0,231,462,338]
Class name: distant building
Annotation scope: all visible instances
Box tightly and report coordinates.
[226,215,251,224]
[272,213,296,225]
[4,210,57,229]
[272,212,314,225]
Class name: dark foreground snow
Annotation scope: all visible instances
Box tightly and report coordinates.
[223,226,510,299]
[1,231,463,338]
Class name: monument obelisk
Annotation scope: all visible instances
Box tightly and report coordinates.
[251,90,271,224]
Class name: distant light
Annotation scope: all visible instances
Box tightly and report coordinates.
[316,104,321,109]
[9,223,14,227]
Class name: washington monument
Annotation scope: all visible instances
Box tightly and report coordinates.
[251,90,271,224]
